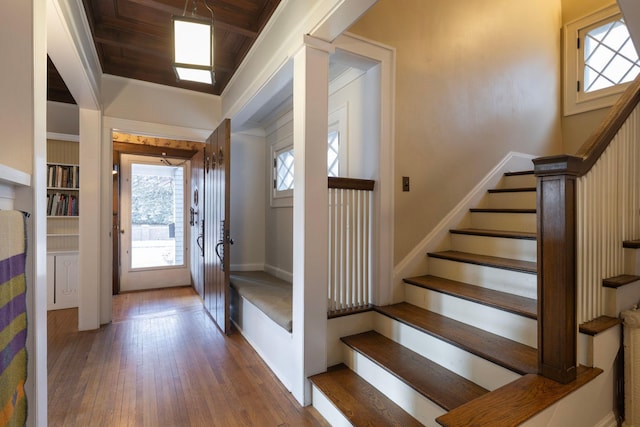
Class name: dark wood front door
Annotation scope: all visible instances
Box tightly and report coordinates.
[204,119,231,334]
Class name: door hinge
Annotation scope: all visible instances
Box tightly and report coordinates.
[577,37,580,50]
[273,179,277,189]
[577,80,581,92]
[273,158,277,168]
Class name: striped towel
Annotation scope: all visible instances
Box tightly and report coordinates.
[0,211,27,426]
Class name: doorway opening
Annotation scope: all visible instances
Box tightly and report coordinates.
[111,132,206,295]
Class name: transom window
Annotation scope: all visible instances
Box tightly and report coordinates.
[583,17,640,93]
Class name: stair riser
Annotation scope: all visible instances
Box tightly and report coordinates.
[428,257,537,299]
[450,233,536,262]
[488,191,536,209]
[405,284,537,347]
[374,313,522,391]
[342,346,445,426]
[310,386,353,427]
[470,212,536,233]
[625,247,640,275]
[500,174,536,189]
[604,281,640,317]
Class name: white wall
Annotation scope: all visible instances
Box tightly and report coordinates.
[47,101,79,136]
[230,132,266,270]
[350,0,564,265]
[102,75,222,133]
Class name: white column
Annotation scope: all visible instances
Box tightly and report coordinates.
[1,1,47,424]
[78,108,102,330]
[291,36,332,405]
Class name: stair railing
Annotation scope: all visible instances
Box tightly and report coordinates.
[327,177,375,314]
[534,76,640,384]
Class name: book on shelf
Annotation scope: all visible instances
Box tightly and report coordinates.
[46,192,79,216]
[47,164,79,189]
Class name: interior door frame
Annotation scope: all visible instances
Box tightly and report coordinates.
[119,153,191,292]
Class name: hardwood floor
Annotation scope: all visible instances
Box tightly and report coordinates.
[48,287,329,426]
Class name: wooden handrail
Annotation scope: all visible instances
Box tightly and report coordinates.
[534,76,640,178]
[532,75,640,385]
[328,177,375,191]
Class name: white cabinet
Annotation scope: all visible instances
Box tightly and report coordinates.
[47,252,79,310]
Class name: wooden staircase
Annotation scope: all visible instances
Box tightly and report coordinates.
[310,170,603,426]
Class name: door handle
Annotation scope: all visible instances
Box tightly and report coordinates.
[120,229,125,234]
[196,235,204,257]
[215,241,224,266]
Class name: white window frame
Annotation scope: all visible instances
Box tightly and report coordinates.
[270,135,294,208]
[328,104,348,177]
[563,4,639,116]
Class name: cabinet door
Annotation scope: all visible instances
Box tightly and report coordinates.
[47,254,79,310]
[46,255,56,310]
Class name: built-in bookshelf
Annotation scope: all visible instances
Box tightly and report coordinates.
[47,138,79,252]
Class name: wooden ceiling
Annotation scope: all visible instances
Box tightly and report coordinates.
[48,0,281,103]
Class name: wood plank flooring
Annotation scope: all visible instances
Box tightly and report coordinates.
[48,287,329,427]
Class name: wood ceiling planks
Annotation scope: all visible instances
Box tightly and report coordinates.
[48,0,281,103]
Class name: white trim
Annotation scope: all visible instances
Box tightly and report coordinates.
[0,164,31,187]
[392,152,537,296]
[230,263,265,272]
[264,263,293,283]
[333,32,397,306]
[46,132,80,142]
[593,412,618,427]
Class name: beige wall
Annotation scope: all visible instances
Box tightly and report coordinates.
[561,0,614,154]
[350,0,564,264]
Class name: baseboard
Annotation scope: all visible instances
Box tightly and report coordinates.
[593,411,617,427]
[264,264,293,283]
[392,152,537,295]
[230,263,265,272]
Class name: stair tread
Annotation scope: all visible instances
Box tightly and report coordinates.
[602,274,640,288]
[428,250,537,274]
[341,331,489,411]
[623,239,640,249]
[309,363,423,426]
[449,228,536,240]
[488,187,536,193]
[436,367,603,427]
[470,208,536,213]
[504,170,534,176]
[404,275,537,319]
[579,315,622,336]
[375,302,538,375]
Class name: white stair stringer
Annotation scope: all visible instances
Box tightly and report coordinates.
[428,257,537,300]
[450,233,536,262]
[404,284,537,347]
[310,385,353,427]
[342,343,445,427]
[487,191,536,209]
[373,312,522,391]
[470,211,536,233]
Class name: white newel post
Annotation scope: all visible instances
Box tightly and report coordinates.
[623,308,640,427]
[291,36,332,405]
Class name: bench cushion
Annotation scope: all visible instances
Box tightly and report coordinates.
[230,271,292,332]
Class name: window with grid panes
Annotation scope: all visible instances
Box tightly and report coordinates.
[563,5,640,115]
